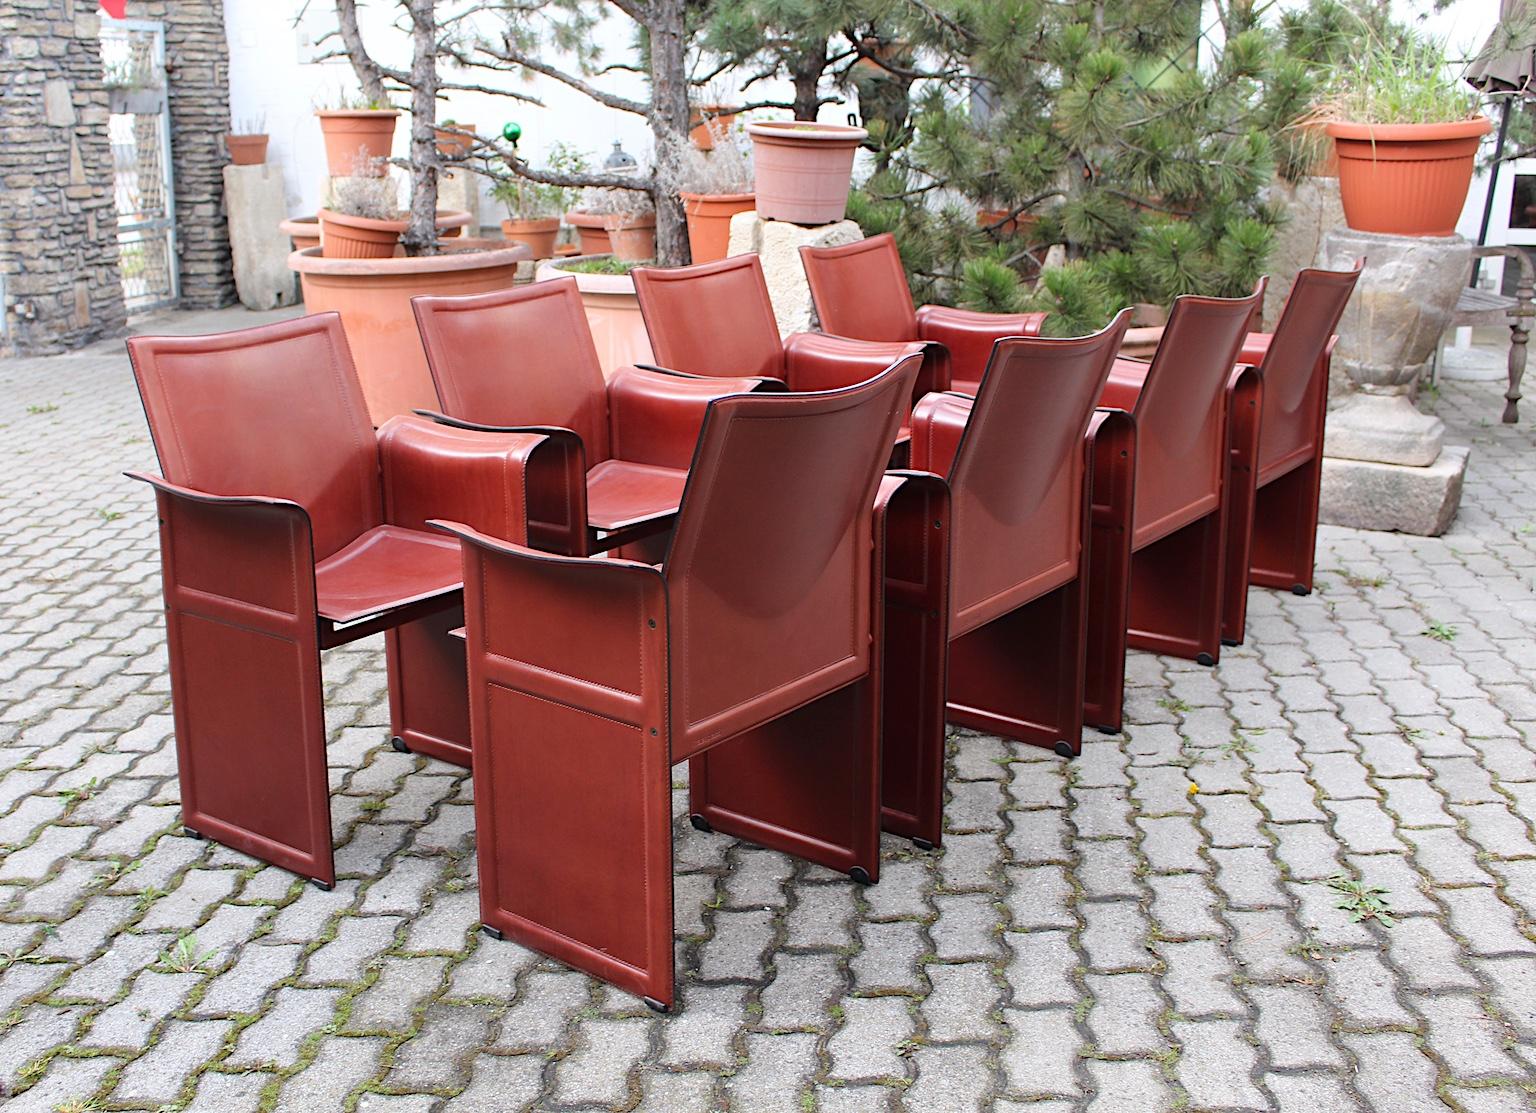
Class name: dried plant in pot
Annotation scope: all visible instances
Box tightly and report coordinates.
[319,157,406,259]
[1309,33,1491,236]
[579,185,657,262]
[671,123,755,263]
[225,114,269,166]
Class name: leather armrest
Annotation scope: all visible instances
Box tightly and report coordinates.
[907,390,975,478]
[431,518,669,725]
[1098,357,1150,413]
[1239,332,1271,368]
[781,333,926,394]
[126,470,306,513]
[916,305,1048,391]
[377,414,546,542]
[630,363,786,391]
[126,471,317,615]
[606,365,763,470]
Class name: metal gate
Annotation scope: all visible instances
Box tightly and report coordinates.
[101,19,178,312]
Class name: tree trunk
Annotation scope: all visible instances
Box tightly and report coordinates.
[400,0,439,256]
[646,0,691,266]
[791,45,826,121]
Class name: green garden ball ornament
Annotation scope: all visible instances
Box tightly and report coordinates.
[501,121,522,145]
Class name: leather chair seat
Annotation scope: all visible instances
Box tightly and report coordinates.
[584,460,689,533]
[314,525,462,625]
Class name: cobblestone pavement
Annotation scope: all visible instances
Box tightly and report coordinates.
[1,307,1535,1113]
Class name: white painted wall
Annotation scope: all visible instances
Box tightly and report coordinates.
[221,1,807,223]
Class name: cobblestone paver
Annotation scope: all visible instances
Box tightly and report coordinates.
[1,308,1534,1110]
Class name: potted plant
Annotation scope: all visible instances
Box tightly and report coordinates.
[318,154,472,258]
[104,56,163,115]
[1315,34,1492,236]
[434,119,477,158]
[315,92,400,178]
[673,124,755,263]
[578,186,657,262]
[491,143,585,257]
[225,115,269,166]
[689,104,738,151]
[747,120,867,225]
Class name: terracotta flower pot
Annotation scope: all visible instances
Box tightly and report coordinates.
[435,123,476,158]
[689,105,738,151]
[535,255,653,377]
[226,133,269,166]
[501,217,560,258]
[315,109,400,177]
[280,215,321,253]
[681,192,756,263]
[290,239,532,423]
[747,120,867,225]
[606,215,657,262]
[318,209,473,259]
[318,209,404,259]
[1326,117,1493,237]
[565,210,614,256]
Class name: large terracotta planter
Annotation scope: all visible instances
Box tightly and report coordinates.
[1326,118,1493,236]
[316,109,400,177]
[290,239,532,423]
[535,255,653,377]
[225,133,268,166]
[747,121,867,225]
[501,217,560,258]
[681,192,755,263]
[565,210,613,256]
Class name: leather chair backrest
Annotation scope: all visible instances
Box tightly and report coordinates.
[413,278,611,462]
[634,255,787,378]
[126,312,381,561]
[1256,260,1363,470]
[665,353,922,753]
[948,309,1132,633]
[800,233,920,343]
[1131,282,1266,545]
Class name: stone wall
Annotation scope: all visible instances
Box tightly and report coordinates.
[129,0,235,309]
[0,1,126,356]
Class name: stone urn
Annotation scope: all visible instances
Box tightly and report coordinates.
[1319,229,1470,467]
[1317,228,1472,535]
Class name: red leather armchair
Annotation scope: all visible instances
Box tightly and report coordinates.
[880,311,1133,848]
[1221,260,1363,637]
[800,233,1050,395]
[632,254,929,442]
[412,278,770,558]
[1085,284,1267,732]
[126,314,544,888]
[433,353,923,1011]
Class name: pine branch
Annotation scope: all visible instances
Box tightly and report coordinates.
[457,37,650,116]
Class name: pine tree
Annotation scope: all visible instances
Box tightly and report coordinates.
[840,0,1383,333]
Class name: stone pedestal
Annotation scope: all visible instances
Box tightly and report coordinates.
[1317,228,1471,536]
[223,164,299,311]
[726,211,862,335]
[437,167,482,234]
